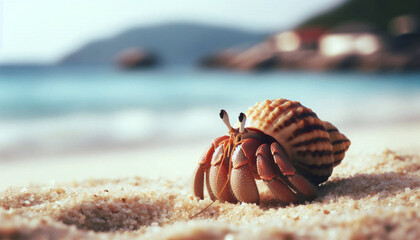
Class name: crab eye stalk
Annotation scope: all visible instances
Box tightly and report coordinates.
[238,112,247,133]
[219,109,233,131]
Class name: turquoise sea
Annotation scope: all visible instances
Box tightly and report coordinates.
[0,66,419,158]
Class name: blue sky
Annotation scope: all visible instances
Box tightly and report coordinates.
[0,0,344,64]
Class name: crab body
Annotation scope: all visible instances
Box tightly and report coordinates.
[193,99,350,204]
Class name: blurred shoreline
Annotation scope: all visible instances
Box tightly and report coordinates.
[0,66,419,162]
[0,111,419,163]
[0,119,419,191]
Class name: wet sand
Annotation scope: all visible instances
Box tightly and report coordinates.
[0,123,419,239]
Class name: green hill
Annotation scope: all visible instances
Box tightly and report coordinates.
[299,0,420,31]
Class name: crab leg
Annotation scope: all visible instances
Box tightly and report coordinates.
[193,144,213,199]
[271,142,317,201]
[256,144,298,203]
[193,136,228,200]
[205,168,216,200]
[230,138,261,204]
[209,143,237,203]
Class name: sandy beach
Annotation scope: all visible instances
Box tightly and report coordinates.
[2,0,420,238]
[0,122,419,239]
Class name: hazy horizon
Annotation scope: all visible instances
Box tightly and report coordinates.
[0,0,344,64]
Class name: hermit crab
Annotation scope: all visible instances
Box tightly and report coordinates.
[193,99,350,204]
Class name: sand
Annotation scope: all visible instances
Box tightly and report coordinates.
[0,123,419,239]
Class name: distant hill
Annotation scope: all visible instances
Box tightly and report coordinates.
[60,22,268,66]
[299,0,420,31]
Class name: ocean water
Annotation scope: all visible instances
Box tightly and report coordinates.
[0,66,419,159]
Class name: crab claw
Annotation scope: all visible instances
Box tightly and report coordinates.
[256,142,317,204]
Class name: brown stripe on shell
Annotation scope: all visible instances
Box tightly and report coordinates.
[333,159,343,167]
[293,137,330,147]
[267,102,301,128]
[292,124,326,138]
[332,139,350,145]
[273,110,318,132]
[323,122,338,131]
[277,101,301,113]
[327,128,338,133]
[296,150,333,158]
[333,149,346,155]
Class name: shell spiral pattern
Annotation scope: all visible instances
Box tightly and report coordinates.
[246,99,350,184]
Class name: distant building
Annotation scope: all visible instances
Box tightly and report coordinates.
[319,23,383,56]
[388,15,420,52]
[389,15,419,36]
[270,27,326,52]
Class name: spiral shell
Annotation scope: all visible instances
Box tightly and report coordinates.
[246,99,350,184]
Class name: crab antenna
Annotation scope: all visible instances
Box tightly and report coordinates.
[219,109,233,131]
[238,112,247,133]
